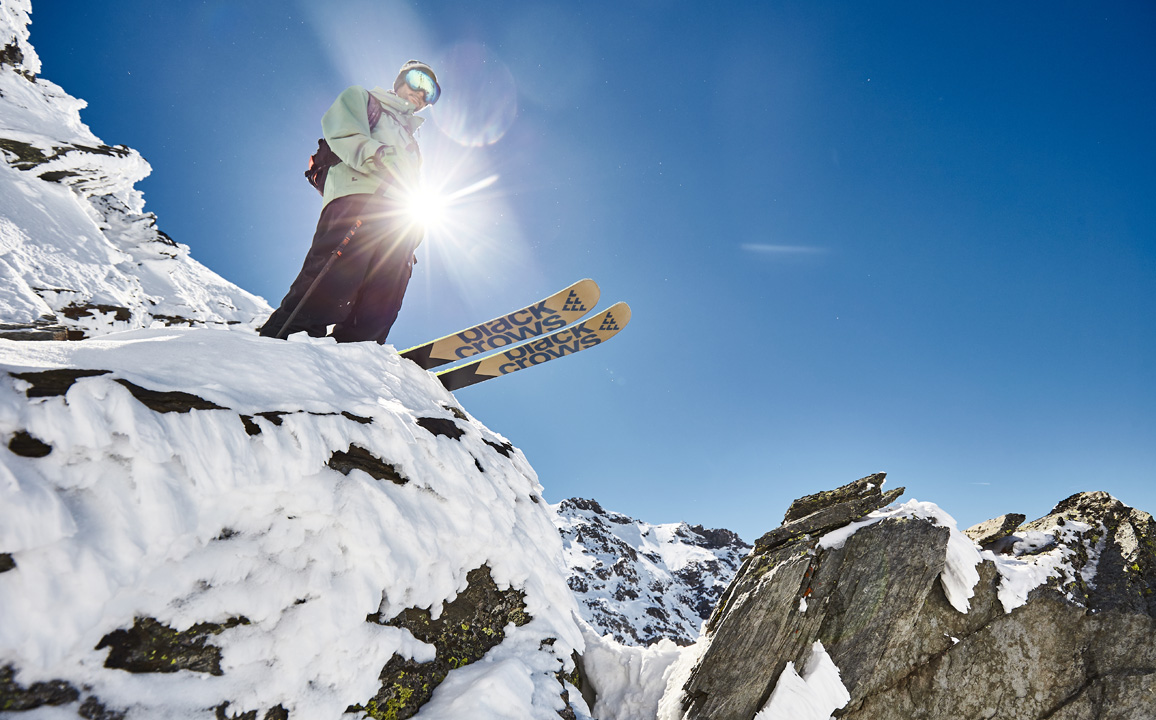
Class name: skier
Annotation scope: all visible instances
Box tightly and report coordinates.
[260,60,441,343]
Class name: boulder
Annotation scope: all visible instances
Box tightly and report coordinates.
[964,513,1026,548]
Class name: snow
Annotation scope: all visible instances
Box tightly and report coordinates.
[580,627,684,720]
[654,633,711,720]
[554,499,747,646]
[983,518,1101,612]
[0,328,586,719]
[754,641,850,720]
[0,0,40,77]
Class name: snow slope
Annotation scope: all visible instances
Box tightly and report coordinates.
[555,498,749,647]
[0,0,269,339]
[0,329,589,719]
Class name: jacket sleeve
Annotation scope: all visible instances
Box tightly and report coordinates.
[321,86,395,177]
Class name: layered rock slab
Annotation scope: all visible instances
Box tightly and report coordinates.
[668,476,1156,720]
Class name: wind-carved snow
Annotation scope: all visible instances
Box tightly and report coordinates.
[580,628,684,720]
[0,0,39,78]
[0,5,269,337]
[754,641,850,720]
[554,498,749,646]
[0,328,588,719]
[984,518,1102,612]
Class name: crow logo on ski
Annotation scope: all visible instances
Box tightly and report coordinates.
[599,312,621,332]
[562,290,588,313]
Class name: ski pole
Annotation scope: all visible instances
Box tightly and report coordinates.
[275,217,364,339]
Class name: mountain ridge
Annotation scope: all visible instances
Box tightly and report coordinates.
[554,497,748,648]
[0,0,269,340]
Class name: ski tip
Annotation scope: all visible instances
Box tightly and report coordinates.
[602,301,631,329]
[568,278,600,311]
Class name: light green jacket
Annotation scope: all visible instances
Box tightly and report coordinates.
[321,85,425,207]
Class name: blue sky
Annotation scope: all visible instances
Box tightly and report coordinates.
[32,1,1155,541]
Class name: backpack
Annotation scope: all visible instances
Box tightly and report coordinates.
[304,94,384,195]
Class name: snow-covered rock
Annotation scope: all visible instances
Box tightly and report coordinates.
[667,475,1156,720]
[554,497,749,647]
[0,329,591,719]
[0,0,269,340]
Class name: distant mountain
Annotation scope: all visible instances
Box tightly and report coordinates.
[0,1,269,340]
[554,497,750,647]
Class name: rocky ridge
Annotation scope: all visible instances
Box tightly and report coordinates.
[554,498,749,647]
[664,474,1156,720]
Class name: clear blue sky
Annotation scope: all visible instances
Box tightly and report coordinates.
[32,1,1155,541]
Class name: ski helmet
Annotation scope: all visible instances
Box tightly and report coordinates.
[394,60,441,104]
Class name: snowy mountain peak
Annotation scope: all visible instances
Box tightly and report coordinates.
[554,497,750,647]
[0,1,269,340]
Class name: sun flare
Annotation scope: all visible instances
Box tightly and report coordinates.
[405,184,449,231]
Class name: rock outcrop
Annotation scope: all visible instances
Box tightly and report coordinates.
[554,498,749,647]
[665,475,1156,720]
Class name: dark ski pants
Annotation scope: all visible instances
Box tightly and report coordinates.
[260,193,419,344]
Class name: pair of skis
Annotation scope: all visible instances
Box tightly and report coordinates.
[400,279,630,391]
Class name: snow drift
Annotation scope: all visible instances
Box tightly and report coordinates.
[0,329,590,719]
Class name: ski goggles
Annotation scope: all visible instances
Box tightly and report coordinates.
[405,68,440,105]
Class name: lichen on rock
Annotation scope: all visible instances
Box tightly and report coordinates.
[355,565,532,720]
[95,616,250,676]
[0,664,78,712]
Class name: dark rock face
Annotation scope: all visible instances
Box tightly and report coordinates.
[327,444,409,485]
[96,616,250,676]
[415,416,466,440]
[555,498,749,646]
[10,368,112,397]
[1022,491,1156,616]
[672,477,1156,720]
[751,472,903,555]
[355,565,532,720]
[0,664,79,711]
[8,430,52,457]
